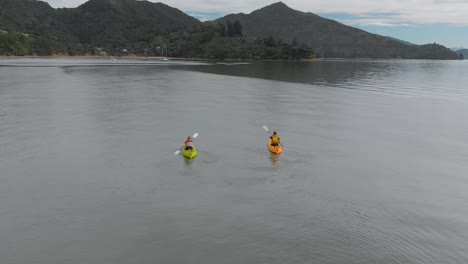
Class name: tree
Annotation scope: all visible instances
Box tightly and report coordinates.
[34,35,56,55]
[216,22,225,37]
[292,37,298,46]
[264,36,276,47]
[233,21,243,36]
[225,20,234,37]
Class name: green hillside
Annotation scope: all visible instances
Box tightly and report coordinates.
[217,2,460,60]
[0,0,461,60]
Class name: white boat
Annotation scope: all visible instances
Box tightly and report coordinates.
[160,47,169,61]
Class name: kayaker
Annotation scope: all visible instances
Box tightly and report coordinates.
[270,131,280,146]
[184,136,194,150]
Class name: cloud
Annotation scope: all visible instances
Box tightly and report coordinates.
[289,0,468,26]
[337,19,410,28]
[44,0,468,26]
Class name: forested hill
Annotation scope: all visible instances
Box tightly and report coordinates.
[0,0,202,55]
[0,0,462,60]
[217,2,461,60]
[61,0,202,48]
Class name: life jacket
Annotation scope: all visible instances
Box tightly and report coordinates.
[271,134,280,144]
[184,138,193,146]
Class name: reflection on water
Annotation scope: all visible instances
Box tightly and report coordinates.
[1,58,468,264]
[270,153,280,164]
[183,156,194,166]
[188,60,468,101]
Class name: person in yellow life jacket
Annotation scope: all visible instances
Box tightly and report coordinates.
[270,131,280,146]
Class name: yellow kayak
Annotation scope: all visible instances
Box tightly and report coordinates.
[182,146,197,159]
[268,139,283,154]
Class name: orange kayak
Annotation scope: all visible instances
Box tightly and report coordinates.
[268,139,283,154]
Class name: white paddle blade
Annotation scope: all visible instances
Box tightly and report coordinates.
[262,125,270,132]
[174,150,181,155]
[192,132,199,139]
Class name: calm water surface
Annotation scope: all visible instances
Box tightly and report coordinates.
[1,58,468,264]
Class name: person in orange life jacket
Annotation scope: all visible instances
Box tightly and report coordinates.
[184,136,194,150]
[270,131,280,146]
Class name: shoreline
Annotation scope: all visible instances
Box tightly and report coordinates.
[0,55,317,62]
[0,55,210,61]
[0,55,461,61]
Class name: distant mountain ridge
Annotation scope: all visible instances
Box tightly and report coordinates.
[0,0,462,59]
[0,0,202,55]
[385,36,416,46]
[217,2,460,59]
[455,49,468,59]
[65,0,201,46]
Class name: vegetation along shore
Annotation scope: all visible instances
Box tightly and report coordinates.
[0,0,462,60]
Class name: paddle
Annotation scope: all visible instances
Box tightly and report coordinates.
[174,132,199,155]
[262,125,272,135]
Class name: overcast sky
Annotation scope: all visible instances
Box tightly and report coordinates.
[43,0,468,48]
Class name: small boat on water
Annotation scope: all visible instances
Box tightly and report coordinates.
[182,146,197,159]
[268,139,283,154]
[174,133,199,158]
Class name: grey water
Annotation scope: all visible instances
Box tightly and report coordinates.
[1,57,468,264]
